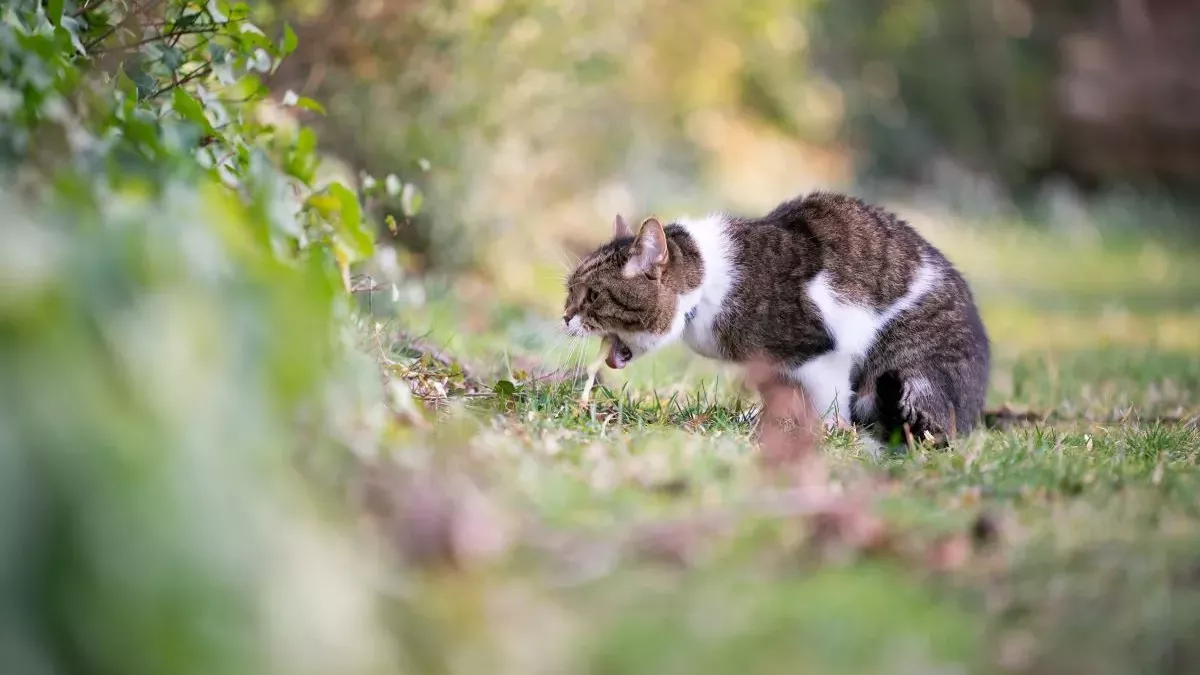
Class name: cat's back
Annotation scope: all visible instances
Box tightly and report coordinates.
[732,191,934,309]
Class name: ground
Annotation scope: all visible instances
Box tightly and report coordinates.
[361,209,1200,675]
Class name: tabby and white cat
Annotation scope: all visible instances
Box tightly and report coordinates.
[562,191,991,441]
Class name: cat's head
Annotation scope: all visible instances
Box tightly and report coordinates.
[563,214,701,369]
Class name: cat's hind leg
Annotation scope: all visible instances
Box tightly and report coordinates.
[874,370,953,446]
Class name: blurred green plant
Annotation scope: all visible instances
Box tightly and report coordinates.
[0,4,408,673]
[0,0,380,282]
[808,0,1054,197]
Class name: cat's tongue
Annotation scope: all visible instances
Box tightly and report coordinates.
[605,336,633,369]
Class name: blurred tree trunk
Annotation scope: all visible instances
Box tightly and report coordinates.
[1048,0,1200,192]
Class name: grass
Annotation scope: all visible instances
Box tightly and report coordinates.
[358,214,1200,675]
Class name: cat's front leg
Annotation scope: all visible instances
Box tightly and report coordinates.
[792,352,853,429]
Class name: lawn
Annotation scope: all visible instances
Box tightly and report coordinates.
[361,210,1200,675]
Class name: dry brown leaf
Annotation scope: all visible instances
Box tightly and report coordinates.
[358,463,511,571]
[809,494,892,561]
[624,516,730,568]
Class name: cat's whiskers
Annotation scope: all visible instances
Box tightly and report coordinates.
[553,246,580,276]
[548,333,585,381]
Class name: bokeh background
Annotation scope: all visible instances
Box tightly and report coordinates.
[268,0,1200,276]
[4,1,1200,675]
[287,0,1200,391]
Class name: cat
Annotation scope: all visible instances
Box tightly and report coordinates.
[562,191,991,443]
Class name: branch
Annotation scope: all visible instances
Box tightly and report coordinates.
[147,63,211,99]
[83,0,169,51]
[72,0,109,17]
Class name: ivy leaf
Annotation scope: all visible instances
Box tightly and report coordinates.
[59,15,87,55]
[238,22,266,37]
[385,174,402,197]
[295,97,325,115]
[283,127,319,183]
[160,45,185,71]
[47,0,63,27]
[174,12,201,30]
[173,88,212,131]
[227,74,267,101]
[281,23,297,56]
[280,91,324,115]
[327,182,372,259]
[247,48,272,73]
[401,183,423,217]
[305,193,340,217]
[329,183,362,232]
[205,0,228,23]
[114,65,138,100]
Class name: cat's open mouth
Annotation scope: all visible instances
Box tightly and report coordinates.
[604,335,635,369]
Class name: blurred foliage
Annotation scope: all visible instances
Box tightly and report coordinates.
[809,0,1055,195]
[810,0,1200,200]
[0,2,402,673]
[5,2,1200,675]
[256,0,1200,273]
[0,0,389,278]
[258,0,850,272]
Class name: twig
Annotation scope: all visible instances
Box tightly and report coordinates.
[84,0,169,51]
[147,63,211,99]
[72,0,109,17]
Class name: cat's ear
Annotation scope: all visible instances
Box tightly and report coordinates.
[624,217,668,279]
[613,214,632,239]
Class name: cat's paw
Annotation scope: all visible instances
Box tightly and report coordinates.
[897,398,947,447]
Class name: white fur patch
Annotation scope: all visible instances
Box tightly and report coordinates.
[791,258,942,424]
[880,263,941,325]
[794,351,853,423]
[852,391,876,421]
[565,315,586,338]
[615,311,687,360]
[611,213,737,361]
[677,214,738,359]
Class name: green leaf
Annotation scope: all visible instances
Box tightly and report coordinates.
[401,183,423,217]
[160,45,185,71]
[295,97,325,115]
[327,183,370,252]
[280,91,324,115]
[295,126,316,156]
[114,65,138,100]
[174,12,201,30]
[228,74,267,102]
[239,22,266,37]
[47,0,63,26]
[281,23,297,56]
[205,0,228,23]
[329,184,362,229]
[305,193,340,217]
[172,88,211,130]
[59,15,87,54]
